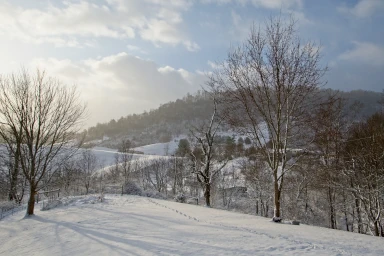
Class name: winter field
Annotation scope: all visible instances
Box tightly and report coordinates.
[0,194,383,256]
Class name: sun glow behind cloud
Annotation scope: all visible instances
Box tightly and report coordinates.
[30,52,207,126]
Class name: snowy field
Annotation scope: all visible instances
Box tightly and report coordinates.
[0,195,382,256]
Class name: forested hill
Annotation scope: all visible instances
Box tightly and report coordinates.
[86,91,214,144]
[85,89,383,144]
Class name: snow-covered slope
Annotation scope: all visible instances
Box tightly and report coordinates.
[132,136,187,156]
[0,195,382,256]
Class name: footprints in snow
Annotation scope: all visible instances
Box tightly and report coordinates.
[147,199,199,222]
[146,198,347,255]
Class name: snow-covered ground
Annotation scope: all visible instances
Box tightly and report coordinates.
[1,195,382,256]
[133,136,187,156]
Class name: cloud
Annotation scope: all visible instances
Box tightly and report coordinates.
[338,41,384,67]
[228,10,253,40]
[29,53,207,126]
[227,8,309,44]
[201,0,234,4]
[126,44,148,55]
[0,0,198,51]
[141,19,185,46]
[201,0,302,9]
[250,0,302,9]
[338,0,384,18]
[207,61,221,69]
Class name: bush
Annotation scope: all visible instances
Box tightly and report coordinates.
[122,181,167,199]
[174,193,186,203]
[144,190,167,199]
[0,201,17,212]
[186,197,199,205]
[123,181,143,196]
[272,217,282,223]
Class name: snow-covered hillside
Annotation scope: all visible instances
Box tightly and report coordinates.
[133,141,178,156]
[132,135,188,156]
[0,195,382,256]
[85,147,174,178]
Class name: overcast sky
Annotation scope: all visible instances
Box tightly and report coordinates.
[0,0,383,127]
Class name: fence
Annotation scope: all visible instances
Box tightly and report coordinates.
[36,189,60,204]
[0,203,27,221]
[0,189,61,221]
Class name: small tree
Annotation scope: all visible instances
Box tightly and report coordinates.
[189,100,229,207]
[0,69,86,216]
[77,149,98,195]
[175,139,191,157]
[117,139,134,185]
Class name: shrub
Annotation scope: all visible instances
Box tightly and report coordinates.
[174,193,186,203]
[144,190,166,199]
[123,181,143,196]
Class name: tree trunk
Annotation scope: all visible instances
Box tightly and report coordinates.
[355,200,362,233]
[274,178,281,218]
[373,220,380,237]
[173,169,177,195]
[343,192,349,231]
[255,200,259,215]
[8,173,18,201]
[204,182,211,207]
[26,185,36,216]
[173,157,177,195]
[328,187,337,229]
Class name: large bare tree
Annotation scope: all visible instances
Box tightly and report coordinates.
[0,69,86,216]
[209,16,327,219]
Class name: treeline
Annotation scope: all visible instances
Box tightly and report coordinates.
[85,89,383,144]
[86,91,214,142]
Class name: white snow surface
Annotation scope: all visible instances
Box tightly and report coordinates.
[1,195,382,256]
[133,137,185,156]
[133,142,176,156]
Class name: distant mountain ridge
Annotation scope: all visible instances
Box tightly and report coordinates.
[86,91,214,146]
[85,89,383,147]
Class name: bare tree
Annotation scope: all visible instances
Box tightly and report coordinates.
[217,162,244,209]
[0,145,27,203]
[0,69,86,216]
[343,112,384,236]
[209,16,327,218]
[141,158,169,193]
[77,149,98,195]
[311,96,347,229]
[190,100,229,207]
[173,139,191,195]
[242,157,273,217]
[118,139,134,185]
[58,159,78,195]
